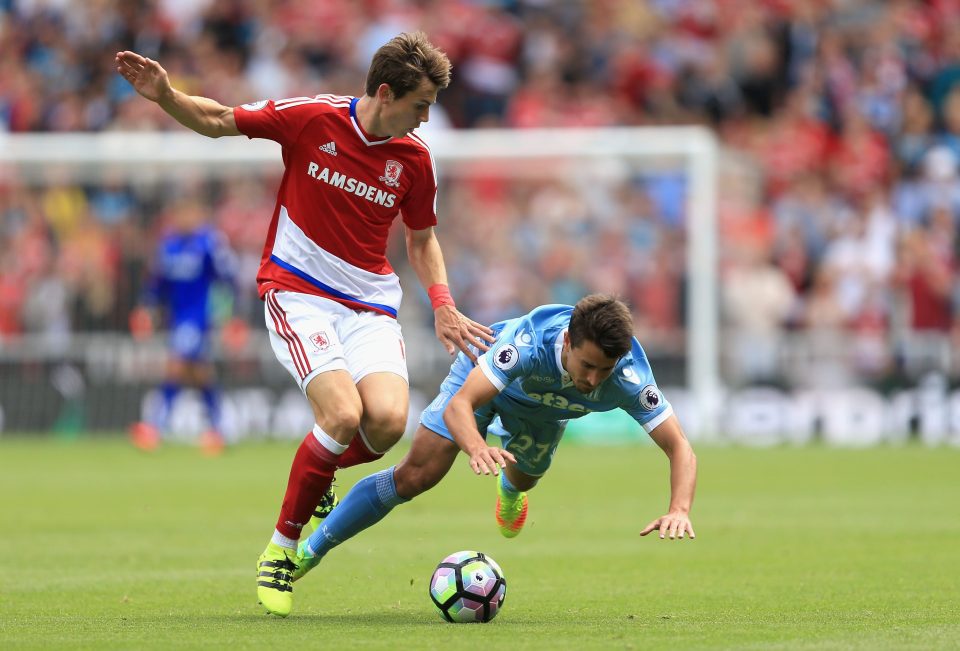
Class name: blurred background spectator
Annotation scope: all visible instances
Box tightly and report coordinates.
[2,0,960,398]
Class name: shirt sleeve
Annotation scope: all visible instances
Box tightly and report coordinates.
[618,346,674,434]
[399,140,439,230]
[208,230,238,294]
[233,98,315,149]
[477,318,534,391]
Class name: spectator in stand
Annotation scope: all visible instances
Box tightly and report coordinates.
[893,206,957,375]
[2,0,960,389]
[722,238,797,383]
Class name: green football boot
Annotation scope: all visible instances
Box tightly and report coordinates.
[256,542,298,617]
[291,489,339,583]
[495,479,528,538]
[307,488,339,534]
[292,540,320,582]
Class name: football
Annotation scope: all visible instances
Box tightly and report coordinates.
[428,550,507,623]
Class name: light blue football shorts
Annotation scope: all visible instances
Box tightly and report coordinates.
[419,352,567,477]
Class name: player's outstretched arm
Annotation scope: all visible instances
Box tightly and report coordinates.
[640,413,697,540]
[115,51,240,138]
[405,226,494,362]
[444,368,516,476]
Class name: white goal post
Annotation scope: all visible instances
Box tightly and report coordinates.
[0,127,720,437]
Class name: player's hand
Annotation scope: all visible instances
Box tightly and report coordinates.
[129,306,154,341]
[639,511,696,540]
[221,317,250,352]
[115,51,172,103]
[465,445,516,476]
[434,305,494,363]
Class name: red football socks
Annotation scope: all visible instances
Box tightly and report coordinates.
[337,434,386,469]
[274,432,341,540]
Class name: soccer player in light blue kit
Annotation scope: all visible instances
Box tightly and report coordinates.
[130,197,239,455]
[293,294,697,581]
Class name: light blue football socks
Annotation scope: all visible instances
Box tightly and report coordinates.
[302,467,408,560]
[499,472,521,497]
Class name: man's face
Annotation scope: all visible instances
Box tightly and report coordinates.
[562,333,620,395]
[172,199,206,233]
[379,77,438,137]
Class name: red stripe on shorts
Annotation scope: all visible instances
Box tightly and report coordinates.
[266,290,310,380]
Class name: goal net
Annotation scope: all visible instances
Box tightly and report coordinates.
[0,128,726,441]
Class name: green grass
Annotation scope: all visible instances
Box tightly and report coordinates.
[1,438,958,650]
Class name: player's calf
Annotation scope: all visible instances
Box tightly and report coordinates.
[336,434,386,469]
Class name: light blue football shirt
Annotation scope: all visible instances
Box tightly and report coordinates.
[476,304,673,433]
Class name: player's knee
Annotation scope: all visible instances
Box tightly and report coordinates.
[318,405,362,439]
[362,405,407,443]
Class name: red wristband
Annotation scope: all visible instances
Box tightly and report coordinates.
[427,283,456,310]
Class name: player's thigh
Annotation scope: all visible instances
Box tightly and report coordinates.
[169,321,208,361]
[339,309,408,384]
[418,352,485,440]
[394,424,462,498]
[304,369,363,441]
[356,372,409,447]
[263,289,350,391]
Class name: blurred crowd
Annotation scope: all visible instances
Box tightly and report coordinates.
[3,0,960,387]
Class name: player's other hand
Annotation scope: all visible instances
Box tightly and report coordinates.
[434,305,494,363]
[221,317,250,352]
[466,445,516,477]
[115,51,172,103]
[129,306,154,341]
[640,511,696,540]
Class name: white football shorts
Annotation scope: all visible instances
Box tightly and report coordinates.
[263,289,408,392]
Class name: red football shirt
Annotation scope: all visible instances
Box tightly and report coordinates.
[233,94,438,317]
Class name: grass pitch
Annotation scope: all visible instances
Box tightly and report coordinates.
[1,437,958,650]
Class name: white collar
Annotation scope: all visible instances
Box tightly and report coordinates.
[554,329,573,387]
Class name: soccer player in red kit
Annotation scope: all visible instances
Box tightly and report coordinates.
[116,32,493,617]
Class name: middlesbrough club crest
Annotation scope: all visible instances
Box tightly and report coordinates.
[379,160,403,188]
[309,331,331,351]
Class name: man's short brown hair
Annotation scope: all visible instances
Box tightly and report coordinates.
[365,31,452,98]
[568,294,634,359]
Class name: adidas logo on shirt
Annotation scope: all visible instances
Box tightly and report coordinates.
[318,141,338,156]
